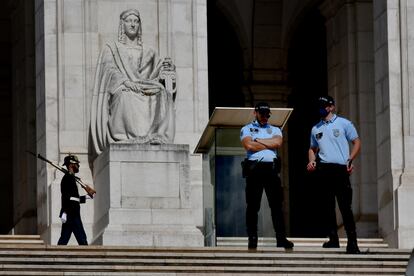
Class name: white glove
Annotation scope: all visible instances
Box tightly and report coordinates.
[60,212,67,223]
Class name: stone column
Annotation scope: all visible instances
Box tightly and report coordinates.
[374,0,414,248]
[320,0,378,237]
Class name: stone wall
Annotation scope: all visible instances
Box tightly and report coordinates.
[35,0,208,245]
[374,0,414,248]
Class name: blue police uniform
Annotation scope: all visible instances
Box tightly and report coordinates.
[310,114,358,165]
[310,114,359,252]
[241,120,292,248]
[241,120,282,162]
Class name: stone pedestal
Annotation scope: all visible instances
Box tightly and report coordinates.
[91,143,204,246]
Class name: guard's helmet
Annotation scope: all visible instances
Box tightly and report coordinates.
[62,154,80,166]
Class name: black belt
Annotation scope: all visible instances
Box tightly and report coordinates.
[242,158,280,178]
[245,160,273,167]
[318,162,346,168]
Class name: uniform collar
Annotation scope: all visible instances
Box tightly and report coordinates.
[322,114,337,124]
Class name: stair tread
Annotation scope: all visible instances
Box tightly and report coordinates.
[0,249,409,259]
[0,256,408,266]
[0,236,407,275]
[0,263,407,272]
[0,273,406,276]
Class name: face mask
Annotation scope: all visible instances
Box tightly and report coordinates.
[259,111,270,119]
[319,107,329,118]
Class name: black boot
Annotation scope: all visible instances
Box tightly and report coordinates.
[323,231,340,248]
[248,236,258,249]
[346,240,360,254]
[346,231,360,254]
[276,237,294,249]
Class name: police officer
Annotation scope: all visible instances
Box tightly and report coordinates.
[240,102,293,249]
[57,154,93,245]
[307,96,361,254]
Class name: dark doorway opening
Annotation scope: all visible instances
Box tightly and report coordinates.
[0,0,37,234]
[287,8,328,237]
[0,2,14,234]
[207,1,245,115]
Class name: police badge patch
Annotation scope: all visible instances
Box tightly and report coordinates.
[316,132,323,140]
[333,129,340,137]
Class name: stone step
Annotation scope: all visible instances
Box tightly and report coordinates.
[0,248,409,259]
[0,256,408,266]
[0,264,406,274]
[0,235,44,245]
[0,274,406,276]
[0,236,408,275]
[217,237,389,248]
[0,247,408,275]
[0,245,407,256]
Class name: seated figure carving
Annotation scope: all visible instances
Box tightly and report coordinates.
[89,9,176,163]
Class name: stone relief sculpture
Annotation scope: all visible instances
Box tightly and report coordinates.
[89,9,176,164]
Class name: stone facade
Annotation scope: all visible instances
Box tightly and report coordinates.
[373,0,414,248]
[0,0,406,249]
[34,0,208,245]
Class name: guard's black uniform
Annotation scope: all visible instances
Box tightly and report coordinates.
[57,173,88,245]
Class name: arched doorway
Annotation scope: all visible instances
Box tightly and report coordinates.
[287,8,328,237]
[207,0,247,238]
[207,1,245,115]
[0,0,37,234]
[0,2,14,234]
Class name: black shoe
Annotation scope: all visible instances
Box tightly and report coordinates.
[323,239,340,248]
[277,238,294,249]
[346,240,361,254]
[248,236,258,249]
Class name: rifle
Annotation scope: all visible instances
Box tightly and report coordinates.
[27,151,96,197]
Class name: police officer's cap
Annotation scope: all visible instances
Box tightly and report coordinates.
[318,96,335,107]
[62,154,80,166]
[254,102,271,114]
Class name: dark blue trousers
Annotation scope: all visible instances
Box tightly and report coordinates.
[317,163,356,238]
[57,213,88,245]
[245,162,286,239]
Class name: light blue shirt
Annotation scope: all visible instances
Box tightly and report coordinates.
[240,120,282,162]
[310,114,359,165]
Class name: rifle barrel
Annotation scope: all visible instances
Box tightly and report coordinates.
[27,150,95,195]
